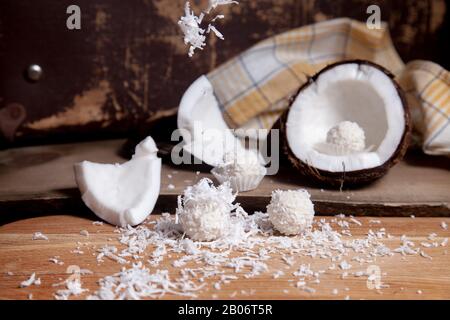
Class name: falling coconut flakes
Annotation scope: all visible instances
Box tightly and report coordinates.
[178,1,238,57]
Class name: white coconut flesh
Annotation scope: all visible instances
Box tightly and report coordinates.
[286,63,405,173]
[178,75,246,167]
[74,136,161,227]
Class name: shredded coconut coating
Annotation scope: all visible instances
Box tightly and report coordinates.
[267,189,315,235]
[216,150,265,177]
[177,178,236,241]
[326,121,366,153]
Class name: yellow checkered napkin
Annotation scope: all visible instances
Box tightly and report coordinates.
[207,18,450,156]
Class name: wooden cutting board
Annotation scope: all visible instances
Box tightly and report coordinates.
[1,215,449,300]
[0,139,449,223]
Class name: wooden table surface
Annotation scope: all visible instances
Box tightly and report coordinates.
[1,214,449,300]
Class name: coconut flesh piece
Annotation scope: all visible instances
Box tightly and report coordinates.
[283,60,410,184]
[74,136,161,227]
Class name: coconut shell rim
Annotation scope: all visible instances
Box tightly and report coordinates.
[279,59,412,187]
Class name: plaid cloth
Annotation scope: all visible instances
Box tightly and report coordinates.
[206,18,450,156]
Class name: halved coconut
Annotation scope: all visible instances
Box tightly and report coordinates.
[74,136,161,226]
[177,75,246,167]
[280,60,411,186]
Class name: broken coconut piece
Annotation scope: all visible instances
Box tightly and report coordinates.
[267,189,315,235]
[211,150,266,192]
[279,60,411,186]
[176,178,236,241]
[74,136,161,227]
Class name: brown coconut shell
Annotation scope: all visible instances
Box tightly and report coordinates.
[278,60,412,188]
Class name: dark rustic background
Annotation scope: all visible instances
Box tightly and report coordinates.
[0,0,448,148]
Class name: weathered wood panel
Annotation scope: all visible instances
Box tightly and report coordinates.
[0,139,449,224]
[0,0,448,147]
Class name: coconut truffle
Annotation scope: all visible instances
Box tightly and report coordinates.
[267,189,315,235]
[326,121,366,153]
[211,150,266,192]
[177,178,236,241]
[220,150,265,177]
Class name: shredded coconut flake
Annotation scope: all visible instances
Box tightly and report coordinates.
[54,279,88,300]
[20,273,40,288]
[32,232,49,241]
[80,230,90,237]
[178,1,238,57]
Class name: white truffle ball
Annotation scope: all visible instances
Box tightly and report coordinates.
[267,189,315,235]
[177,178,234,241]
[178,202,231,241]
[326,121,366,152]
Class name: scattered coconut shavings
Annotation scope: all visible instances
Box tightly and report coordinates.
[49,256,64,266]
[97,246,128,264]
[167,184,175,190]
[48,205,448,300]
[272,270,284,279]
[441,221,448,230]
[80,230,90,237]
[394,235,419,256]
[349,217,362,226]
[32,232,49,241]
[339,260,352,270]
[420,251,433,260]
[20,273,41,288]
[92,221,104,226]
[54,279,88,300]
[88,262,204,300]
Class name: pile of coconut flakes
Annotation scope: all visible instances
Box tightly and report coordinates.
[27,209,444,300]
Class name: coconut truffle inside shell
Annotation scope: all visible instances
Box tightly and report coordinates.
[267,189,315,235]
[280,60,411,186]
[177,178,235,241]
[326,121,366,153]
